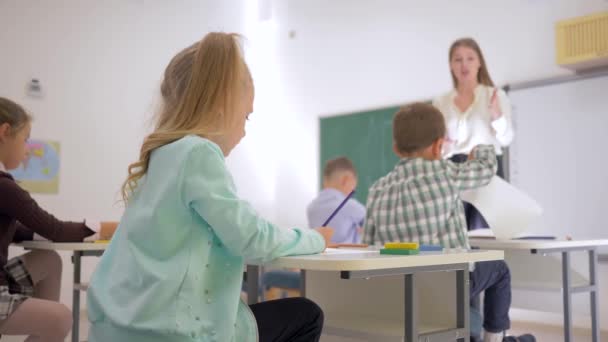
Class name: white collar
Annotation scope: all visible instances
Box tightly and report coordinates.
[0,162,6,172]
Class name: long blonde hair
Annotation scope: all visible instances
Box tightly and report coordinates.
[449,38,495,88]
[121,32,251,202]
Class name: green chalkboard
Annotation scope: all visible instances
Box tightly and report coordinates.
[320,106,401,205]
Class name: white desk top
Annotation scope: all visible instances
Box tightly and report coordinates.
[15,241,108,251]
[260,248,503,271]
[469,238,608,251]
[14,243,505,272]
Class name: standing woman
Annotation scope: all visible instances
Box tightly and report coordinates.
[433,38,514,230]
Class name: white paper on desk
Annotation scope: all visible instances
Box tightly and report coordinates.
[461,176,543,240]
[322,248,377,255]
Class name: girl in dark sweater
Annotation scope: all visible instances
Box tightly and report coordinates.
[0,97,95,341]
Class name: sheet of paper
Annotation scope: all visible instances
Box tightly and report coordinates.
[467,229,495,239]
[322,248,377,255]
[461,176,543,240]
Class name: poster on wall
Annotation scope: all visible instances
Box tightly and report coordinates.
[9,140,60,194]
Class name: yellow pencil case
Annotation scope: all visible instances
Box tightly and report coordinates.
[384,242,419,250]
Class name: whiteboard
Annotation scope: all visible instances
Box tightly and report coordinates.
[508,74,608,249]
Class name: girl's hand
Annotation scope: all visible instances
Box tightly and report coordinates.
[314,227,334,250]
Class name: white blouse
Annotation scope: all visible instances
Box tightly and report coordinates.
[433,84,514,157]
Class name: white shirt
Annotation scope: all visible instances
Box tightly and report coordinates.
[433,84,514,157]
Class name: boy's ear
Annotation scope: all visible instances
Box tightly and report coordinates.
[339,173,348,186]
[393,142,402,158]
[432,137,445,158]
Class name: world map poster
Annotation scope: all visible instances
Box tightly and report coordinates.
[9,140,60,194]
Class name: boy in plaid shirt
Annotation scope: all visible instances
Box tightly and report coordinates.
[363,103,522,342]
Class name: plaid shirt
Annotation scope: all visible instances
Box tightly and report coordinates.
[363,145,496,249]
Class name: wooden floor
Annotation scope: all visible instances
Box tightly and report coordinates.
[1,313,605,341]
[508,320,606,342]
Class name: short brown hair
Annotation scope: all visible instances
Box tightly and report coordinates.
[393,102,446,154]
[0,97,32,135]
[323,157,356,179]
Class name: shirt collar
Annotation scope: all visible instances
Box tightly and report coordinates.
[450,84,485,97]
[449,84,485,114]
[320,188,345,198]
[0,162,6,172]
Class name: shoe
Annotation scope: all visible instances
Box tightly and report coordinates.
[503,334,536,342]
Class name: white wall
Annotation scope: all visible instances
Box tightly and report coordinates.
[1,0,608,332]
[269,0,608,228]
[0,0,263,311]
[269,0,608,331]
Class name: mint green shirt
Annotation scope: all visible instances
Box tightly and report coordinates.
[87,136,325,342]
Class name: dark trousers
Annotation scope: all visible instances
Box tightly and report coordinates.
[250,297,324,342]
[450,154,504,231]
[470,260,511,333]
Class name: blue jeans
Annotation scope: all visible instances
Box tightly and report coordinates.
[470,260,511,333]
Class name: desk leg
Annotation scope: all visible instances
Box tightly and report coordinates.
[404,273,417,342]
[246,265,260,305]
[72,251,82,342]
[589,249,600,342]
[457,269,470,342]
[562,251,572,342]
[300,270,306,298]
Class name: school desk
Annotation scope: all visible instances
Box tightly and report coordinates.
[16,241,107,342]
[247,247,503,342]
[470,238,608,342]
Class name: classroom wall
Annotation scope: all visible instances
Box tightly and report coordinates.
[269,0,608,330]
[269,0,608,227]
[1,0,607,331]
[0,0,283,311]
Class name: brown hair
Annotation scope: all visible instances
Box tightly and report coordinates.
[449,38,495,88]
[121,32,252,202]
[323,157,357,179]
[393,103,446,154]
[0,97,32,135]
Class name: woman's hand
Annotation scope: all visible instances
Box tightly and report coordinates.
[489,89,502,120]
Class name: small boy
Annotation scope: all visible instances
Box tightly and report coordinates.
[363,103,530,342]
[307,157,365,244]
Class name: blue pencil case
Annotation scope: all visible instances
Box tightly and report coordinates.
[419,244,443,252]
